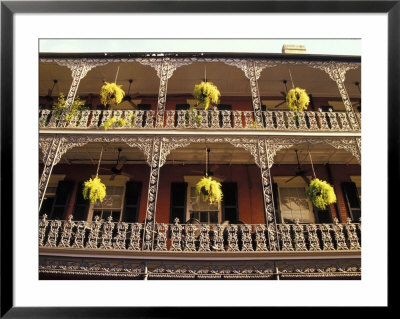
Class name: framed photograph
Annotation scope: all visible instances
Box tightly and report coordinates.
[1,1,395,317]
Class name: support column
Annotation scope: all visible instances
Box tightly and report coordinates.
[257,137,280,251]
[312,61,360,130]
[355,137,361,162]
[142,136,163,251]
[53,59,106,112]
[137,57,193,128]
[65,62,89,111]
[49,59,107,128]
[38,136,63,210]
[155,59,170,128]
[247,61,264,128]
[39,135,89,212]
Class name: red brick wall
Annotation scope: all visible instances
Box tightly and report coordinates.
[40,95,346,113]
[43,162,360,224]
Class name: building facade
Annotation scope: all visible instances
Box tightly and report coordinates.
[38,51,361,280]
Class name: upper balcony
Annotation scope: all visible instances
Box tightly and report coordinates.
[39,107,361,132]
[39,52,361,134]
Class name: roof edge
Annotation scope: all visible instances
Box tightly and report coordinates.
[39,52,361,62]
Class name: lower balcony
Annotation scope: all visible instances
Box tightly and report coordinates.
[39,216,361,279]
[39,215,361,253]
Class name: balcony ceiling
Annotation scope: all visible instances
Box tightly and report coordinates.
[39,60,361,99]
[47,142,359,167]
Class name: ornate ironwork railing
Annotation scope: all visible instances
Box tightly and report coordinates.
[39,215,361,253]
[39,108,361,132]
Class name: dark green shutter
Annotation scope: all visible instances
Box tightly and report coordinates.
[217,104,232,127]
[342,182,361,222]
[50,180,74,220]
[175,104,190,110]
[320,105,334,128]
[261,105,267,127]
[138,104,151,111]
[122,181,142,223]
[170,182,187,224]
[221,182,238,223]
[138,104,152,127]
[272,183,282,224]
[73,181,90,221]
[175,104,190,127]
[313,206,333,224]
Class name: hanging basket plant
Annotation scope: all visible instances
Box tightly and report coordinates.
[82,176,107,204]
[193,81,220,110]
[195,176,223,205]
[286,87,310,112]
[100,82,125,106]
[305,178,337,210]
[102,113,136,130]
[82,147,107,204]
[52,93,88,122]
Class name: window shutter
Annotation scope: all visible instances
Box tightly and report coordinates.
[175,104,190,127]
[342,182,361,222]
[313,206,333,224]
[122,181,142,223]
[72,181,90,221]
[50,180,74,220]
[272,183,281,224]
[137,104,151,111]
[137,104,152,127]
[261,105,267,127]
[221,182,238,223]
[175,104,190,110]
[170,182,187,224]
[320,105,334,128]
[217,104,232,128]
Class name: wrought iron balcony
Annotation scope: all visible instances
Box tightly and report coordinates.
[39,215,361,254]
[39,108,361,132]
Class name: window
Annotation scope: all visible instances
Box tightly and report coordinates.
[87,175,129,222]
[274,176,315,224]
[184,176,222,224]
[279,187,314,223]
[92,186,125,222]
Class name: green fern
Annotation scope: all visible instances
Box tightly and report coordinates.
[102,114,136,130]
[286,87,310,112]
[306,178,337,209]
[100,82,125,106]
[195,176,223,205]
[193,81,220,110]
[52,93,88,123]
[82,177,106,204]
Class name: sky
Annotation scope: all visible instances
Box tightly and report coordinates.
[39,39,361,56]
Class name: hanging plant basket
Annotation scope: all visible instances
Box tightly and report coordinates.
[82,176,107,204]
[195,176,223,205]
[305,178,337,210]
[193,81,220,110]
[102,113,136,130]
[52,93,87,123]
[100,82,125,106]
[286,87,310,112]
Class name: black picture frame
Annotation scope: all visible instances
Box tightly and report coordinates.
[1,1,395,317]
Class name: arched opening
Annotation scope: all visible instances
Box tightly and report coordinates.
[156,141,265,226]
[39,141,150,223]
[270,142,361,224]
